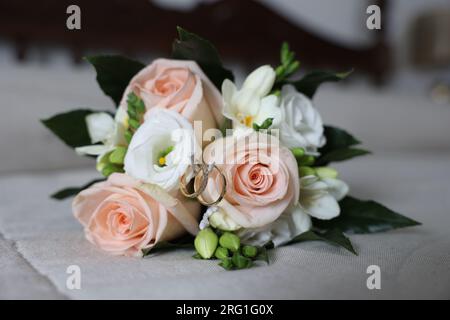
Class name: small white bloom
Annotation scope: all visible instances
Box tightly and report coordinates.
[199,206,242,231]
[86,112,115,144]
[238,204,312,247]
[222,65,281,130]
[209,207,242,231]
[277,85,326,154]
[237,175,349,247]
[299,175,349,220]
[242,65,277,97]
[124,108,200,192]
[75,108,128,160]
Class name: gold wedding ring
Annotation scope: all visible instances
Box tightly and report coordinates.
[179,163,208,199]
[196,164,227,206]
[179,162,227,206]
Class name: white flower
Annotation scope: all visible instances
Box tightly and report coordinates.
[237,175,349,247]
[124,108,200,192]
[222,65,281,130]
[278,85,326,154]
[200,206,243,231]
[75,108,128,160]
[208,207,242,231]
[238,204,312,247]
[298,175,349,220]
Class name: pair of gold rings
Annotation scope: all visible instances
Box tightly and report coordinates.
[179,161,227,206]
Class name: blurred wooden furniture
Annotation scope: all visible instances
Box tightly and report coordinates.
[411,9,450,68]
[0,0,390,84]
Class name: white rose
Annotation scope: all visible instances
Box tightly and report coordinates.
[124,108,200,192]
[278,85,326,154]
[237,175,349,247]
[222,65,281,130]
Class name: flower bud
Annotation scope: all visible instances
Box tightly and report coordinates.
[101,163,123,177]
[109,146,127,165]
[299,166,315,177]
[96,152,111,172]
[128,118,140,130]
[315,167,338,179]
[85,112,115,144]
[242,245,258,258]
[291,147,305,159]
[219,232,241,252]
[194,227,218,259]
[214,246,229,260]
[209,209,241,231]
[242,65,276,97]
[298,155,315,166]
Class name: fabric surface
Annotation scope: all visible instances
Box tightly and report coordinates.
[0,153,449,299]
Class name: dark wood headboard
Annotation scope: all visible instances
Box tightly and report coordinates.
[0,0,390,84]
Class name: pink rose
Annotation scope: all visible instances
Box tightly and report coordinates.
[73,173,200,257]
[200,132,300,228]
[121,58,223,131]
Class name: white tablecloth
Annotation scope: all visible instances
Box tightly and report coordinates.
[0,153,449,299]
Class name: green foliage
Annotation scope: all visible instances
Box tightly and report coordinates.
[317,125,370,165]
[291,70,352,98]
[275,42,300,83]
[41,109,96,149]
[172,27,234,89]
[313,196,421,234]
[289,229,357,255]
[124,92,146,144]
[50,178,105,200]
[253,118,273,132]
[85,55,145,106]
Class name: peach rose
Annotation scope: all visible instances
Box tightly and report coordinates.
[73,173,200,257]
[121,58,223,132]
[200,132,300,228]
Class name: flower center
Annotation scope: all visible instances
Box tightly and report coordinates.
[157,145,174,167]
[236,113,253,127]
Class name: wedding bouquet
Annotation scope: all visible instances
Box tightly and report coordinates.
[42,27,419,270]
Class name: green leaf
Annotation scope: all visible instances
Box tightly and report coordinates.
[218,257,234,270]
[142,235,194,257]
[254,246,270,264]
[316,147,370,165]
[85,55,145,106]
[320,126,361,153]
[231,251,253,269]
[289,229,357,255]
[41,109,95,148]
[313,196,421,234]
[291,70,352,98]
[172,26,234,89]
[317,125,369,165]
[51,178,105,200]
[253,118,273,131]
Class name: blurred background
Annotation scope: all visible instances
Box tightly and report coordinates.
[0,0,449,174]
